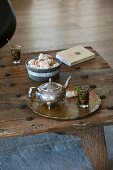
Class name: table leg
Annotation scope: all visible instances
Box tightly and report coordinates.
[74,126,109,170]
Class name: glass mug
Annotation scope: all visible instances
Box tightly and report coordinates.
[78,86,89,108]
[10,45,21,64]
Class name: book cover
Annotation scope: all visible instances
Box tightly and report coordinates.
[56,46,95,66]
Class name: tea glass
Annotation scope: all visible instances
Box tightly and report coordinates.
[78,86,89,108]
[10,45,21,64]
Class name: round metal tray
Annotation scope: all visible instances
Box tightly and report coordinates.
[28,91,101,120]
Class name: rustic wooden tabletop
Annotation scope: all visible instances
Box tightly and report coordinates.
[0,47,112,169]
[0,47,112,137]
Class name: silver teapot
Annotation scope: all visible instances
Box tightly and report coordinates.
[28,76,71,109]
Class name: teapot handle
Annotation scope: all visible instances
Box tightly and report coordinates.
[28,87,37,98]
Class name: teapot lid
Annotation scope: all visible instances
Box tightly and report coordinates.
[39,78,61,91]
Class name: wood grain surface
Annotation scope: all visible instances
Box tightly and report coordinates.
[75,127,109,170]
[0,48,111,170]
[0,47,113,139]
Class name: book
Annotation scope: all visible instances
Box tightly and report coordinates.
[56,46,95,66]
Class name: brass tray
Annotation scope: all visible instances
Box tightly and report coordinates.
[28,91,101,120]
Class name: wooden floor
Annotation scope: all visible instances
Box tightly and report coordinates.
[1,0,113,67]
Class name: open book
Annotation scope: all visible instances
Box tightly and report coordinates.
[56,46,95,66]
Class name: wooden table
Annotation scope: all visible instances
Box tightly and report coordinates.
[0,47,112,170]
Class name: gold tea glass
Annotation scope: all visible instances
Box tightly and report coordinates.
[10,45,21,64]
[78,86,89,108]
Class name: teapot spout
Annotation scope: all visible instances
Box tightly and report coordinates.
[64,76,71,89]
